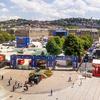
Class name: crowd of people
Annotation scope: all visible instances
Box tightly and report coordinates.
[0,75,29,92]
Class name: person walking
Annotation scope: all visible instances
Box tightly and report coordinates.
[50,89,53,96]
[71,82,74,88]
[10,77,12,80]
[29,81,33,87]
[12,85,15,92]
[26,84,28,91]
[17,82,20,88]
[24,84,28,91]
[68,76,72,82]
[1,75,3,80]
[15,81,17,86]
[79,78,82,86]
[8,79,11,86]
[20,83,23,88]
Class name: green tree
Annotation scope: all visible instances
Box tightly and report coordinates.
[81,35,93,50]
[10,34,15,40]
[0,30,15,43]
[61,37,65,47]
[53,36,62,48]
[2,32,11,41]
[86,35,93,46]
[0,34,5,43]
[63,34,84,56]
[46,38,62,55]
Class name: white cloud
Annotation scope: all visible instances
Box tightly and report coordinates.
[0,2,9,12]
[0,15,21,21]
[10,0,100,20]
[0,3,5,8]
[85,0,100,8]
[1,8,9,12]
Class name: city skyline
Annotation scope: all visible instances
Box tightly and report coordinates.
[0,0,100,21]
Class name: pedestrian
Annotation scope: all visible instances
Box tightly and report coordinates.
[68,76,72,82]
[24,81,27,85]
[79,78,82,86]
[8,79,11,86]
[14,81,17,89]
[24,81,27,87]
[24,84,28,91]
[12,85,15,92]
[20,83,23,87]
[15,81,17,85]
[50,89,53,96]
[17,82,20,88]
[10,77,12,80]
[71,82,74,88]
[29,81,33,87]
[85,74,86,79]
[26,84,28,91]
[1,75,3,80]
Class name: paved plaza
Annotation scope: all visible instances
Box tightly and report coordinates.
[0,68,78,93]
[0,72,100,100]
[0,75,100,100]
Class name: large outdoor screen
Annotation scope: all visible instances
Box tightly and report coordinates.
[17,38,24,44]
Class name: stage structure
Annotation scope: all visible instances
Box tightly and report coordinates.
[10,55,78,69]
[53,29,68,37]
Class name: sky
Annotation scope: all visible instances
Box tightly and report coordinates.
[0,0,100,21]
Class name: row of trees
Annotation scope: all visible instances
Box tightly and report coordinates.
[0,30,15,43]
[46,34,93,56]
[50,18,100,27]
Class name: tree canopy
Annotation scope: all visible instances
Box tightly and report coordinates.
[46,37,62,55]
[53,36,63,48]
[46,34,93,56]
[80,35,93,50]
[0,30,15,43]
[63,34,84,56]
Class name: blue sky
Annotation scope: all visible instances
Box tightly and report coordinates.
[0,0,100,21]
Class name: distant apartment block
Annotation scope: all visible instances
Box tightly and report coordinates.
[15,26,100,41]
[67,28,99,40]
[15,27,52,40]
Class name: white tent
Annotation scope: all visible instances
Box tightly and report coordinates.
[23,50,35,55]
[58,53,65,56]
[31,42,43,48]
